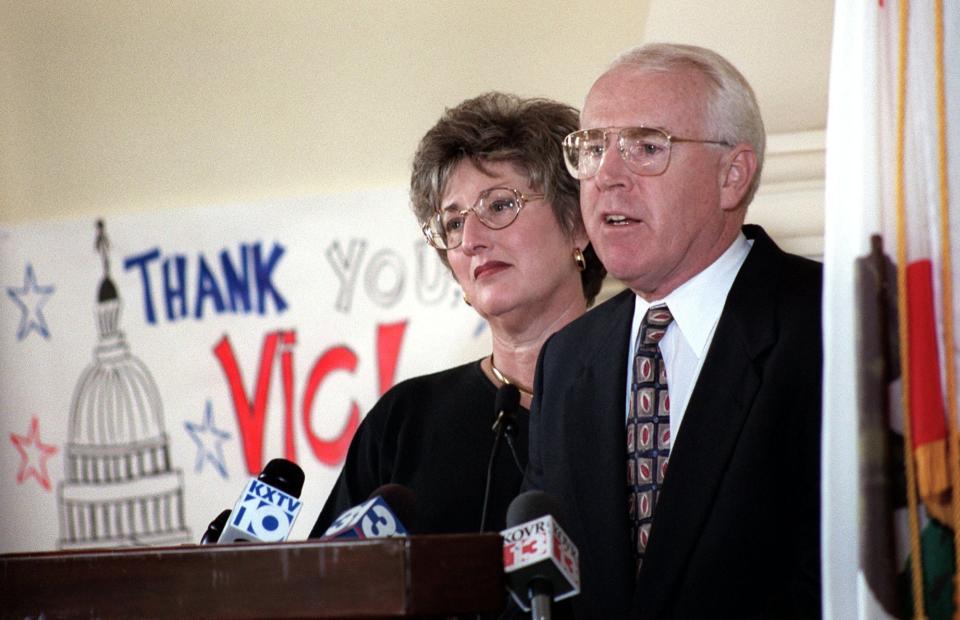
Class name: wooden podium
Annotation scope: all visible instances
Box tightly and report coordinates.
[1,534,505,618]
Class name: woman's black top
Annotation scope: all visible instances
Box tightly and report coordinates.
[309,359,529,536]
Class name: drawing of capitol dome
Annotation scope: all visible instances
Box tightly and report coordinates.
[58,221,191,548]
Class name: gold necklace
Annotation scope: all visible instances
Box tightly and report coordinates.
[489,354,534,397]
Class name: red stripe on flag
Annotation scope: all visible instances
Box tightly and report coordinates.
[906,259,947,447]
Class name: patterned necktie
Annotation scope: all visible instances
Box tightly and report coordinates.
[626,304,673,565]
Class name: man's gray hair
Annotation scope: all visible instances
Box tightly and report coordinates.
[608,43,766,208]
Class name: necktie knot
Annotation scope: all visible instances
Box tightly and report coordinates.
[638,304,674,348]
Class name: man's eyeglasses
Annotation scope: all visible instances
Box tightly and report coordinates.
[421,187,543,250]
[562,126,731,180]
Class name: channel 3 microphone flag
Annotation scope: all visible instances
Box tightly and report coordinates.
[321,484,414,540]
[219,458,306,543]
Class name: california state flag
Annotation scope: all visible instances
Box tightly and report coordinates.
[822,0,959,618]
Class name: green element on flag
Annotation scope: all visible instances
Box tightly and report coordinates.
[900,519,956,620]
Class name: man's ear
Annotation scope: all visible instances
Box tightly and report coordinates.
[719,145,757,211]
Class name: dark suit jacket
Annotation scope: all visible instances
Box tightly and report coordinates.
[525,225,822,618]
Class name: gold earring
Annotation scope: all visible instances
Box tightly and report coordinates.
[573,247,586,272]
[463,292,472,306]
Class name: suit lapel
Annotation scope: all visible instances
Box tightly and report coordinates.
[633,228,782,615]
[567,291,638,572]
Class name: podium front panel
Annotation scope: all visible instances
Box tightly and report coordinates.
[1,534,504,618]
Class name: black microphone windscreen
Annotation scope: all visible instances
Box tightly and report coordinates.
[495,383,520,415]
[368,483,418,534]
[506,490,565,529]
[199,509,232,544]
[258,458,305,498]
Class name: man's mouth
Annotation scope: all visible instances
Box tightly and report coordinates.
[604,214,635,226]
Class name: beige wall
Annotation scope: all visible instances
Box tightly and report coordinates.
[1,1,829,261]
[0,1,651,223]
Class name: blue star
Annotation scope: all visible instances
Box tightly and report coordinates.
[5,264,55,341]
[184,400,232,478]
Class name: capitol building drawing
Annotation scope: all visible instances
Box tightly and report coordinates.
[58,221,191,548]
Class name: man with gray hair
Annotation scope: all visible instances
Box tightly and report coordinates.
[526,43,821,617]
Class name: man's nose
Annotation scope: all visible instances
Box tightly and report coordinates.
[595,132,631,185]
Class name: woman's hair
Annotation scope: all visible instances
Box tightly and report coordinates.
[410,92,605,305]
[609,43,766,208]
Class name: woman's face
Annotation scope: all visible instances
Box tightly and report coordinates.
[441,159,588,327]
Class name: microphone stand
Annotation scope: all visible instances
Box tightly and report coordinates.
[530,582,553,620]
[480,384,520,532]
[479,421,507,532]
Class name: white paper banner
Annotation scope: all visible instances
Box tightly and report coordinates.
[0,189,487,553]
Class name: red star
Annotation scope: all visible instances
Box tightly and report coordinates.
[10,417,58,491]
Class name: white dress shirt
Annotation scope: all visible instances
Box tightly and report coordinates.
[625,233,753,444]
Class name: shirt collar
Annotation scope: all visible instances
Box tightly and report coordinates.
[633,232,752,357]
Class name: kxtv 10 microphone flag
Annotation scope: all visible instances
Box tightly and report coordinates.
[219,458,305,543]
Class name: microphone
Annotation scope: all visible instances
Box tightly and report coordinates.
[320,484,416,540]
[491,383,520,436]
[199,509,232,544]
[480,384,522,531]
[501,491,581,619]
[218,458,306,543]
